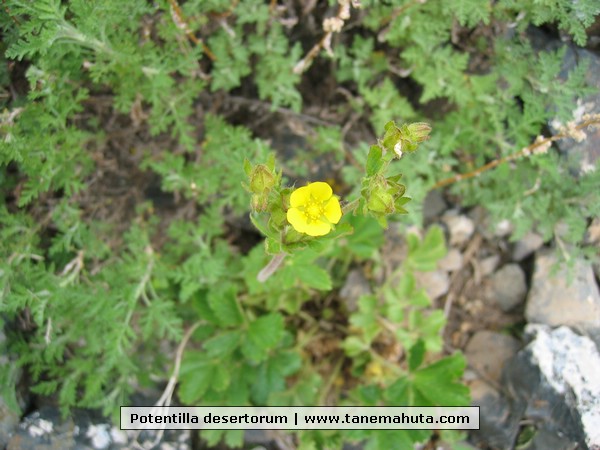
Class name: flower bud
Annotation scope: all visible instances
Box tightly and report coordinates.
[406,122,432,143]
[251,193,269,212]
[367,187,394,213]
[250,165,276,194]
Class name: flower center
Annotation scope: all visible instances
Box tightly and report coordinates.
[304,198,325,223]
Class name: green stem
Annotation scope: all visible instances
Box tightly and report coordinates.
[342,199,360,215]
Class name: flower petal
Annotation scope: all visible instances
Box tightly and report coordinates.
[306,181,333,202]
[323,196,342,224]
[304,220,332,237]
[290,185,311,208]
[287,207,310,234]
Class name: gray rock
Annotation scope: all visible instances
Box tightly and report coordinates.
[0,396,20,448]
[422,190,447,221]
[547,44,600,175]
[339,269,371,312]
[8,407,191,450]
[512,232,545,262]
[520,428,579,450]
[465,330,520,383]
[479,255,500,277]
[494,219,513,238]
[8,408,76,450]
[525,252,600,332]
[518,325,600,448]
[469,379,521,449]
[489,264,527,312]
[443,214,475,247]
[414,269,449,300]
[437,248,463,272]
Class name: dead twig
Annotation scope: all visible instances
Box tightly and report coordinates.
[131,321,203,449]
[431,115,600,190]
[167,0,216,61]
[293,0,359,74]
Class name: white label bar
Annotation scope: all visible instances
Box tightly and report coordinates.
[120,406,479,430]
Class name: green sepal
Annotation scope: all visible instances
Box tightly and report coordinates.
[366,145,384,176]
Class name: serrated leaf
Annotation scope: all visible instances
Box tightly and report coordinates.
[406,225,446,271]
[251,350,302,404]
[208,286,244,327]
[412,353,469,405]
[296,264,332,290]
[242,313,284,362]
[224,429,244,448]
[178,353,214,404]
[203,330,242,358]
[345,215,384,259]
[212,364,232,392]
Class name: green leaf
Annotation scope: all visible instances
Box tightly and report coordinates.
[406,226,446,271]
[178,353,215,404]
[251,350,302,404]
[342,336,369,357]
[241,313,284,362]
[366,145,384,176]
[349,295,380,343]
[345,215,384,259]
[212,364,232,392]
[365,430,415,450]
[208,286,244,327]
[384,353,468,407]
[279,250,332,290]
[408,339,425,372]
[296,264,332,290]
[224,429,244,448]
[412,353,469,405]
[203,330,242,358]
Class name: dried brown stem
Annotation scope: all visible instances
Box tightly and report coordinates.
[167,0,217,61]
[293,0,354,74]
[431,116,600,190]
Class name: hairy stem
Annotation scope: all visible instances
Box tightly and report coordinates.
[257,252,287,282]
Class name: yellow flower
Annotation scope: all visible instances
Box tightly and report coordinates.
[286,182,342,236]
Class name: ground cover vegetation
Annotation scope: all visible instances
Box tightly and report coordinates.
[1,0,599,448]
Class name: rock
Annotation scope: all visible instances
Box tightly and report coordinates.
[489,264,527,312]
[547,43,600,175]
[0,396,20,448]
[414,269,449,300]
[437,248,463,272]
[512,232,545,262]
[339,269,371,312]
[468,379,521,449]
[479,255,500,277]
[494,219,513,238]
[519,428,579,450]
[0,329,21,448]
[7,406,191,450]
[525,252,600,332]
[465,330,520,383]
[443,214,475,247]
[505,325,600,448]
[585,217,600,245]
[422,190,447,221]
[8,407,76,450]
